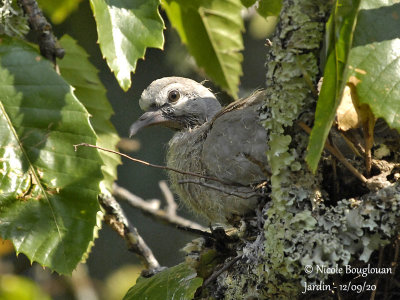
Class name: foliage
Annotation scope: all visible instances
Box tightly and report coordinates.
[162,0,244,98]
[57,35,121,194]
[0,0,29,37]
[307,0,400,171]
[37,0,83,24]
[241,0,282,17]
[0,274,52,300]
[123,263,203,300]
[0,0,399,298]
[89,0,165,91]
[0,36,108,275]
[0,0,275,276]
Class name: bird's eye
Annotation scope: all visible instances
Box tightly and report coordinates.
[168,90,180,102]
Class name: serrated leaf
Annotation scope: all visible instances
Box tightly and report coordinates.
[89,0,165,91]
[346,0,400,132]
[306,0,361,172]
[241,0,256,8]
[58,35,120,193]
[162,0,244,98]
[37,0,82,24]
[0,37,103,275]
[123,263,203,300]
[257,0,282,17]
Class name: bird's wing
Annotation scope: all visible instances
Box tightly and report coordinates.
[201,91,270,186]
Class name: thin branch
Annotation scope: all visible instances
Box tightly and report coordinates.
[203,254,242,287]
[178,179,258,199]
[70,264,99,300]
[370,247,384,300]
[17,0,65,63]
[175,225,214,238]
[388,237,400,297]
[112,183,207,232]
[98,194,162,272]
[297,122,368,183]
[159,180,177,216]
[74,143,228,185]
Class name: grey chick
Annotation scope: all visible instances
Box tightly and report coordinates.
[130,77,269,224]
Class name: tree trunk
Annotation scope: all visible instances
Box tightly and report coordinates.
[196,1,400,299]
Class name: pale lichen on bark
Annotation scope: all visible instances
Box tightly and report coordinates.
[190,1,400,299]
[0,0,29,37]
[261,0,331,297]
[217,1,333,298]
[238,0,400,298]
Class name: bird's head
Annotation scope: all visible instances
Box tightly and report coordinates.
[129,77,222,137]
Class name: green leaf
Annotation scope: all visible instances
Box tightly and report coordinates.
[37,0,82,24]
[306,0,361,172]
[0,274,52,300]
[346,0,400,132]
[123,263,203,300]
[0,37,103,275]
[162,0,244,98]
[58,35,121,193]
[241,0,256,8]
[89,0,165,91]
[257,0,282,17]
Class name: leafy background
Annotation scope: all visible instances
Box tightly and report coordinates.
[1,0,399,298]
[1,0,275,298]
[307,0,400,170]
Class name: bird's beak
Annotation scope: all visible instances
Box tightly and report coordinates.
[129,110,170,137]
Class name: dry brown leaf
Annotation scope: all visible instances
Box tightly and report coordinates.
[337,85,360,131]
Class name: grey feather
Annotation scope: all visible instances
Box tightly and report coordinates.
[130,77,269,223]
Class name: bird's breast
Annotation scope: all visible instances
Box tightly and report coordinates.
[166,125,259,223]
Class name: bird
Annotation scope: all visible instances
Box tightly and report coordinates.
[129,77,269,224]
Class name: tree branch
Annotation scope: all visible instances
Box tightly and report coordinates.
[98,194,163,274]
[112,183,207,232]
[203,254,242,287]
[74,143,228,185]
[178,179,259,199]
[17,0,65,63]
[159,180,177,216]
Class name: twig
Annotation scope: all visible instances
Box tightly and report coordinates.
[297,122,368,183]
[333,275,343,300]
[371,247,384,300]
[178,179,258,199]
[17,0,65,63]
[73,143,228,185]
[388,237,400,297]
[98,194,162,273]
[159,180,177,216]
[70,264,99,300]
[203,254,242,286]
[112,183,207,232]
[175,225,213,238]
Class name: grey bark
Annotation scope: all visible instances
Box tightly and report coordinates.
[193,1,400,299]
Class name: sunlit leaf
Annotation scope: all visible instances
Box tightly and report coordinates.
[37,0,83,24]
[346,0,400,132]
[257,0,282,17]
[89,0,165,91]
[123,263,203,300]
[0,274,51,300]
[0,37,103,274]
[162,0,244,98]
[241,0,256,7]
[306,0,361,172]
[58,35,120,193]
